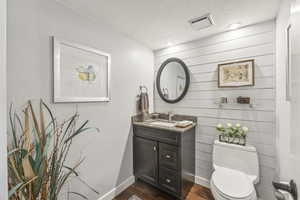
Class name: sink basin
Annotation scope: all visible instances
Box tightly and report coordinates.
[148,121,176,128]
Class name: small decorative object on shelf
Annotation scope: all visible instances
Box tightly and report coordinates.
[220,97,228,104]
[216,123,249,146]
[237,96,251,104]
[215,97,254,108]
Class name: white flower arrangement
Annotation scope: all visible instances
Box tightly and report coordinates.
[227,123,232,128]
[216,122,249,145]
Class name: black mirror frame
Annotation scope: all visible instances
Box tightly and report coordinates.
[156,57,190,104]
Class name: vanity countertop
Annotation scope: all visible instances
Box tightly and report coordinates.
[132,113,197,133]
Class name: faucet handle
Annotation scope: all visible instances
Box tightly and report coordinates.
[167,111,175,122]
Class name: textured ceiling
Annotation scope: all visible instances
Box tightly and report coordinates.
[57,0,281,50]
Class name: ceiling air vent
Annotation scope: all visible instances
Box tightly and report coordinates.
[189,13,214,30]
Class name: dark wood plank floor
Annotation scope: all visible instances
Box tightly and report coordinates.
[114,180,214,200]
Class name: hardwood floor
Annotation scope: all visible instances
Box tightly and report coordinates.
[114,180,214,200]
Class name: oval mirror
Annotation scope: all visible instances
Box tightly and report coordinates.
[156,58,190,103]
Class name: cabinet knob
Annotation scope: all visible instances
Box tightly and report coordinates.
[166,178,171,183]
[153,146,157,151]
[165,155,171,159]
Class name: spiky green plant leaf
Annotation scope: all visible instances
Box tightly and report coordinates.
[8,182,23,198]
[7,100,100,200]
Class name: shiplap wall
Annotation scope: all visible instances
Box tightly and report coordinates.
[154,21,276,200]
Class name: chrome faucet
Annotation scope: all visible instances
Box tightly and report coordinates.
[167,111,174,122]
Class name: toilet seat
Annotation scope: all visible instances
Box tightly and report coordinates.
[211,167,255,200]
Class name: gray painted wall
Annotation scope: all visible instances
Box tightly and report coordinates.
[7,0,154,199]
[0,0,7,199]
[154,21,276,200]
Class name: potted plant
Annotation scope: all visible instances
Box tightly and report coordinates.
[7,100,99,200]
[216,123,249,146]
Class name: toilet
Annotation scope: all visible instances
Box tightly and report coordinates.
[210,140,259,200]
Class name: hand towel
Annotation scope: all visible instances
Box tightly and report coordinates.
[140,92,149,114]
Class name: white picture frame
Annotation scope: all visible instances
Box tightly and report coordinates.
[53,37,111,103]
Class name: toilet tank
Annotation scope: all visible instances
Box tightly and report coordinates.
[213,140,259,183]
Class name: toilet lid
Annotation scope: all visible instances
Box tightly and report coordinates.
[212,167,253,199]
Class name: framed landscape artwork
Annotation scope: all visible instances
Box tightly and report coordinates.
[53,37,111,102]
[218,59,255,88]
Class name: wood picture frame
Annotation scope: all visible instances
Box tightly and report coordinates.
[218,59,255,88]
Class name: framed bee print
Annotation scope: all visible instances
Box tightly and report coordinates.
[53,37,111,102]
[218,59,255,88]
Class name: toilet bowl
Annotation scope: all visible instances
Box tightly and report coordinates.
[210,167,257,200]
[210,140,260,200]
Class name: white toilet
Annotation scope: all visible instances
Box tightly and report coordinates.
[210,140,259,200]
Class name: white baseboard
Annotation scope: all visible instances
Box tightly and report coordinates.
[97,176,135,200]
[194,175,210,188]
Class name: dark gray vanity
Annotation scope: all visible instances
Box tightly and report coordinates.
[132,114,196,200]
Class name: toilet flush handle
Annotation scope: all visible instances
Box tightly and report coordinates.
[273,180,298,200]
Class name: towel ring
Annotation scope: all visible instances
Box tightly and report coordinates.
[139,86,148,94]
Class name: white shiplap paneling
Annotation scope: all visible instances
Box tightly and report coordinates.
[154,21,276,200]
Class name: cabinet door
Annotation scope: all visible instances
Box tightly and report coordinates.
[134,136,158,184]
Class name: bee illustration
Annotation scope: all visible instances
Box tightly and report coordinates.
[76,65,96,83]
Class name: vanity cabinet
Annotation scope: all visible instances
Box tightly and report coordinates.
[133,124,196,200]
